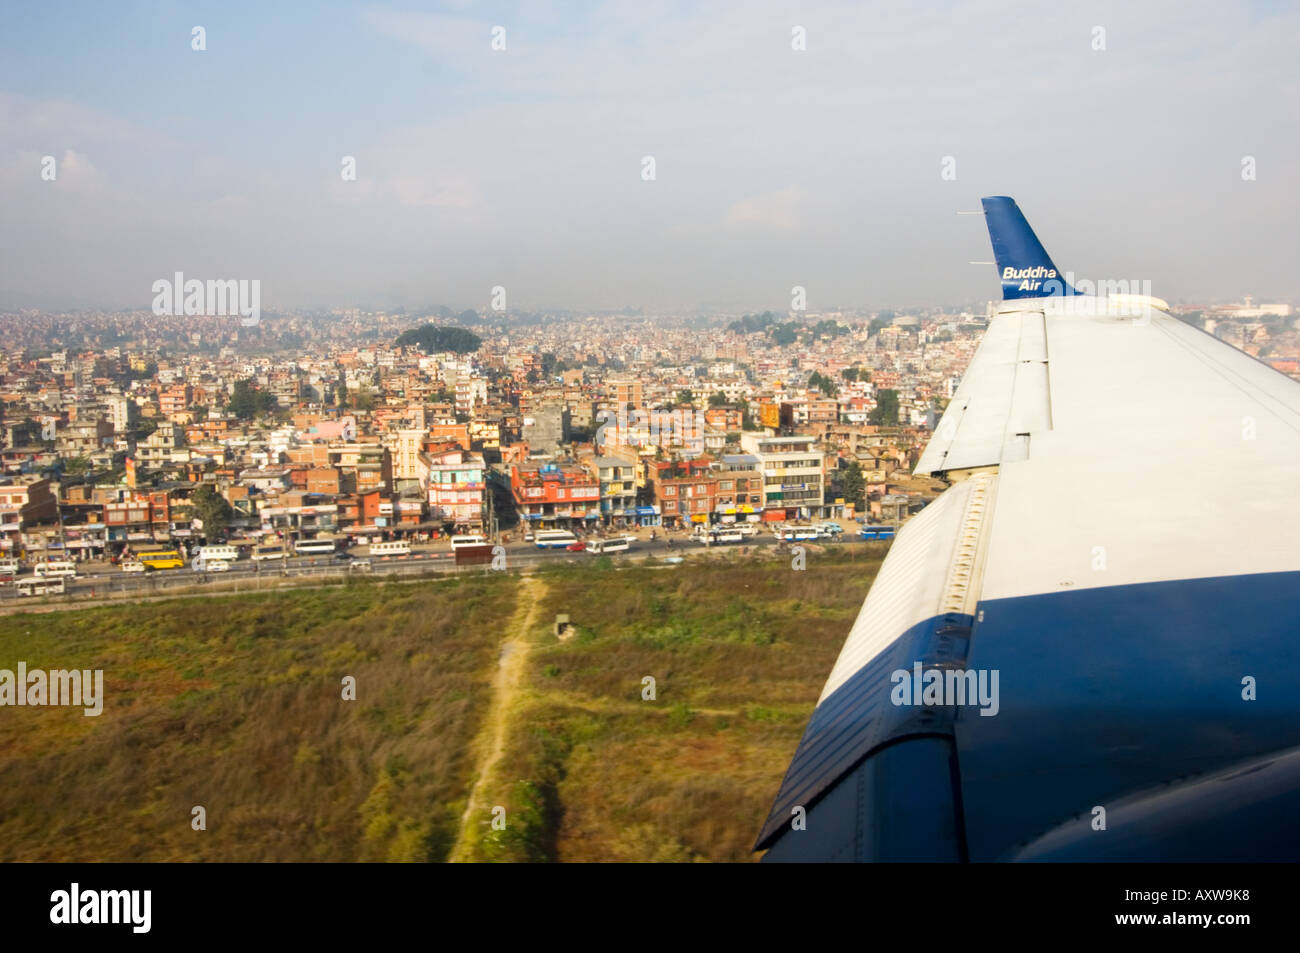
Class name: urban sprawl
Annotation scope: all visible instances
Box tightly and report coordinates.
[0,297,1291,590]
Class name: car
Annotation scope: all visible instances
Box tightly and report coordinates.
[820,522,844,534]
[120,560,145,573]
[523,531,534,542]
[566,541,586,552]
[333,550,353,561]
[206,560,231,573]
[349,559,372,572]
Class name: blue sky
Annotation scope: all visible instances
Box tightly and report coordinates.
[2,1,1298,313]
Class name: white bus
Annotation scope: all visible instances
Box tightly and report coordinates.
[18,577,65,596]
[708,529,745,544]
[587,536,633,555]
[34,560,77,578]
[534,530,577,549]
[199,545,239,563]
[251,545,288,562]
[775,526,822,542]
[369,540,411,557]
[0,557,20,575]
[450,534,486,550]
[294,539,337,555]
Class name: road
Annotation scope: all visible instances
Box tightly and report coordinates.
[1,526,873,605]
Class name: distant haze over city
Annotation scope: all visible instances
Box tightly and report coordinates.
[2,0,1298,314]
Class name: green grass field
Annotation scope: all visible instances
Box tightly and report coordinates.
[0,575,517,861]
[0,544,887,862]
[465,545,886,862]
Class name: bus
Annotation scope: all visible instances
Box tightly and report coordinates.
[369,540,411,557]
[199,545,239,563]
[137,549,185,570]
[449,534,486,551]
[775,526,822,542]
[251,545,288,562]
[706,529,745,544]
[294,539,337,556]
[0,557,19,584]
[858,525,897,540]
[18,577,65,596]
[587,536,633,555]
[34,560,78,578]
[534,530,577,549]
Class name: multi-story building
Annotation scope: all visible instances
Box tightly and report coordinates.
[426,448,487,531]
[509,463,601,529]
[103,490,172,546]
[611,379,644,410]
[739,433,827,520]
[0,477,59,552]
[650,457,765,528]
[581,455,637,526]
[159,384,192,417]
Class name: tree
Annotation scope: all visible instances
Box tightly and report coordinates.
[771,324,798,346]
[869,389,899,426]
[707,392,729,408]
[353,385,376,412]
[190,485,233,541]
[838,460,866,508]
[394,324,482,354]
[869,314,894,336]
[808,371,838,397]
[842,366,868,383]
[228,379,277,420]
[675,389,695,405]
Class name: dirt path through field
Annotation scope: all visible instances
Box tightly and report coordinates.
[448,573,546,861]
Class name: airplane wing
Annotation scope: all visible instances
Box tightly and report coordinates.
[755,196,1300,861]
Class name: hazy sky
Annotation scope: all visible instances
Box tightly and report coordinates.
[2,0,1297,314]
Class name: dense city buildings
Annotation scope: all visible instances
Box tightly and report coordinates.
[0,298,1291,562]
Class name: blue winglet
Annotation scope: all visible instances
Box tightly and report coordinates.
[981,196,1077,300]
